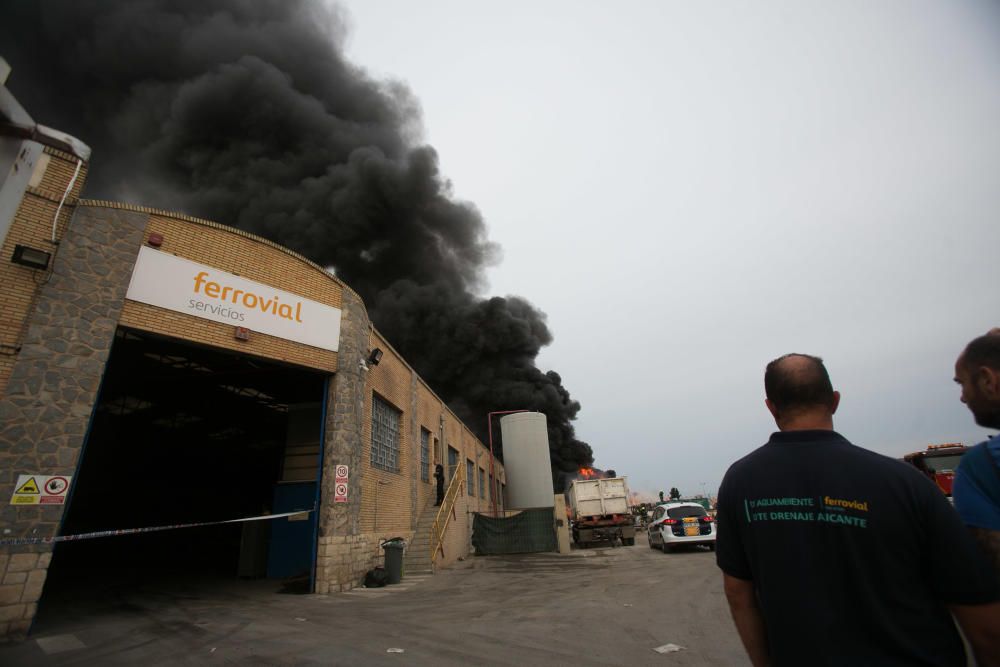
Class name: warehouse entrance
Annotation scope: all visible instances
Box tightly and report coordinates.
[40,328,329,618]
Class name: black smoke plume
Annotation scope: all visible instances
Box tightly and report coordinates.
[1,0,593,487]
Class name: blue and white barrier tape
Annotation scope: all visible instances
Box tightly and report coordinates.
[0,509,313,546]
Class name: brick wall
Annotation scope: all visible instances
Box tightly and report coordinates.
[320,330,506,586]
[0,148,87,396]
[103,204,344,373]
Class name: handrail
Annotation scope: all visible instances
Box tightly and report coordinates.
[430,466,465,562]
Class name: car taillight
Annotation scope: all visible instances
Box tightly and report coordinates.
[663,519,678,525]
[700,516,713,522]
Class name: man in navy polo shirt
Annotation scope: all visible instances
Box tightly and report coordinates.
[716,353,1000,666]
[953,330,1000,580]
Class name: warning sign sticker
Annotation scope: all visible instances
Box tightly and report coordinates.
[335,465,349,481]
[15,477,40,495]
[334,482,348,503]
[11,474,72,506]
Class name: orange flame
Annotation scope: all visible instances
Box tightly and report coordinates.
[579,467,597,479]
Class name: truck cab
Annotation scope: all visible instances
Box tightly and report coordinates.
[902,443,967,497]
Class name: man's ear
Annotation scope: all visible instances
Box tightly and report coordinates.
[765,398,779,421]
[977,366,1000,399]
[830,390,841,415]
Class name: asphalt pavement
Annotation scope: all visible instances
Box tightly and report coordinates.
[0,532,749,666]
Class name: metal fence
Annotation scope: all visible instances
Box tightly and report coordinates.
[471,508,557,555]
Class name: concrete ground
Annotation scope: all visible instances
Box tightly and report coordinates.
[0,532,749,666]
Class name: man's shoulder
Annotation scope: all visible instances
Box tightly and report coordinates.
[722,442,771,478]
[958,439,998,473]
[722,433,929,486]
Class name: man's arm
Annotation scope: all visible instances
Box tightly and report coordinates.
[722,573,770,667]
[969,527,1000,582]
[949,601,1000,667]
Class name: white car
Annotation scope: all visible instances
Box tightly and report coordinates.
[647,502,716,552]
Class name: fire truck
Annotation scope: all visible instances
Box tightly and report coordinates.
[902,443,967,497]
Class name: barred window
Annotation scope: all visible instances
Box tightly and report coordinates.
[370,394,401,472]
[420,428,430,482]
[448,446,458,482]
[466,460,475,496]
[478,468,485,499]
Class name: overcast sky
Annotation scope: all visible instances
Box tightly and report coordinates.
[336,0,1000,500]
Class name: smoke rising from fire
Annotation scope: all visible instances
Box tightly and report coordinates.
[1,0,593,484]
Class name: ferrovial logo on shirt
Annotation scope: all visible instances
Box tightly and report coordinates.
[744,496,869,528]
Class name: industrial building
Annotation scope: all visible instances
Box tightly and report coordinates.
[0,63,507,640]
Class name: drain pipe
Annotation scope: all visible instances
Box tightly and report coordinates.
[51,158,83,243]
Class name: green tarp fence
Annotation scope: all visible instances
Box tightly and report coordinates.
[472,508,557,555]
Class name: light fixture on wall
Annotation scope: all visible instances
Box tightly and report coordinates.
[368,348,383,366]
[11,244,51,270]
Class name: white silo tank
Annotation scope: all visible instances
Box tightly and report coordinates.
[500,412,554,508]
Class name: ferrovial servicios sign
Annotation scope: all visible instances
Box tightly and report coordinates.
[126,246,342,352]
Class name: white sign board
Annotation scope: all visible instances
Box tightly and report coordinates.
[126,246,342,352]
[335,465,349,503]
[11,474,72,505]
[334,483,348,503]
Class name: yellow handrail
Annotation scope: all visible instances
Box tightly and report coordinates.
[430,466,465,562]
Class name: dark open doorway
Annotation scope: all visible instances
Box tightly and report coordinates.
[38,328,328,626]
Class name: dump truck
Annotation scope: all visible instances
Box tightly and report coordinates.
[567,476,637,547]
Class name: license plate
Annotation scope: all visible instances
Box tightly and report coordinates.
[683,517,697,523]
[684,526,699,536]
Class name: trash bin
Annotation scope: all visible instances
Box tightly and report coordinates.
[381,537,406,584]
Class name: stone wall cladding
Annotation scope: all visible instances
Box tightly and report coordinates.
[316,286,369,594]
[0,204,148,640]
[314,530,418,593]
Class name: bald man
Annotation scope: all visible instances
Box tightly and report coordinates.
[953,331,1000,580]
[716,354,1000,667]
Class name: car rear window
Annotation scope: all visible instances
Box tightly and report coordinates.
[667,506,706,519]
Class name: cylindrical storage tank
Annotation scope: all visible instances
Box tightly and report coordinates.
[500,412,554,508]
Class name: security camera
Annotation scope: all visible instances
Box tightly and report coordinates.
[359,359,369,371]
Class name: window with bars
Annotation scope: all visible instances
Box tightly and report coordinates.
[478,468,485,499]
[370,394,401,472]
[466,460,475,496]
[420,428,430,482]
[448,446,458,482]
